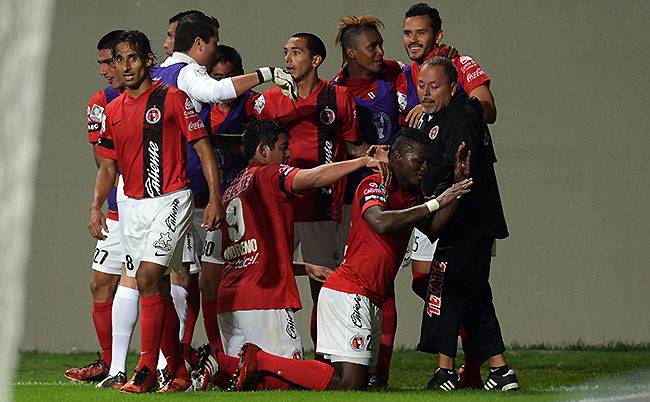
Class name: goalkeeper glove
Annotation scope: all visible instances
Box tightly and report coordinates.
[256,67,299,101]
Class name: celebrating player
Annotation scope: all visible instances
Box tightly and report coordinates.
[225,128,472,392]
[192,118,390,391]
[415,57,518,392]
[90,30,221,393]
[65,30,127,386]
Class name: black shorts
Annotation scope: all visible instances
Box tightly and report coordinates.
[417,235,506,359]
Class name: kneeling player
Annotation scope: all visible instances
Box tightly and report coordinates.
[89,30,222,393]
[227,128,472,391]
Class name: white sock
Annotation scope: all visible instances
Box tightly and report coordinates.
[157,349,167,371]
[109,285,139,376]
[170,284,188,339]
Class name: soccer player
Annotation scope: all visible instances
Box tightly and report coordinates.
[90,30,221,393]
[400,3,497,386]
[415,57,518,391]
[64,30,126,385]
[226,128,471,392]
[399,3,496,125]
[200,45,253,353]
[193,118,390,391]
[250,32,367,352]
[162,10,203,57]
[331,15,406,388]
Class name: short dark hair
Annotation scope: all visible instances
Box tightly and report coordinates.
[213,45,244,76]
[173,13,219,52]
[405,3,442,33]
[113,30,155,64]
[242,119,287,160]
[422,56,458,83]
[97,30,126,51]
[290,33,326,60]
[169,10,205,24]
[390,127,431,160]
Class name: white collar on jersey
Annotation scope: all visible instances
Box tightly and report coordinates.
[160,52,198,67]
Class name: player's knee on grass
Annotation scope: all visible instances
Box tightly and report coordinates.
[89,271,119,301]
[328,362,370,390]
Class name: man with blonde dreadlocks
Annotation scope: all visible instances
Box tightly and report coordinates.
[331,15,406,390]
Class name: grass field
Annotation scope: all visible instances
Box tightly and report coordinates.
[14,348,650,401]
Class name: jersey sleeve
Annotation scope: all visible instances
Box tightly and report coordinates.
[261,164,302,199]
[357,178,388,214]
[87,91,106,144]
[96,113,117,160]
[337,88,360,144]
[177,63,237,104]
[454,55,490,95]
[171,90,208,143]
[382,60,405,87]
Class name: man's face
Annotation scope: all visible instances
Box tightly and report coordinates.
[266,132,291,164]
[210,61,236,80]
[393,141,430,188]
[113,42,150,90]
[97,49,124,89]
[194,33,219,67]
[349,29,385,75]
[284,37,317,82]
[417,64,455,114]
[163,21,178,57]
[403,15,437,63]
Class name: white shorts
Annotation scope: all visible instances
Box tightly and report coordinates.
[218,309,303,359]
[120,189,193,278]
[91,217,122,275]
[181,208,205,274]
[202,228,224,264]
[411,228,438,262]
[316,287,381,367]
[294,220,338,267]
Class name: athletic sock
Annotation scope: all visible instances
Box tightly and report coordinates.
[160,296,188,378]
[412,271,429,300]
[202,299,222,349]
[459,326,482,380]
[170,284,188,339]
[214,348,239,376]
[181,274,200,345]
[91,299,113,366]
[258,374,291,390]
[376,296,397,381]
[109,286,139,376]
[137,294,165,371]
[257,351,333,390]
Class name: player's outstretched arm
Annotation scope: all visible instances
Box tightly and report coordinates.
[470,84,497,124]
[192,137,225,231]
[89,156,117,240]
[291,156,389,193]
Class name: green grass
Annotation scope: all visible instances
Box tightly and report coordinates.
[13,349,650,401]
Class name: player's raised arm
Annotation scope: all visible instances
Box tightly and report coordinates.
[290,155,388,193]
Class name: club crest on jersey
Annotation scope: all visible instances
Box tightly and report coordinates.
[429,125,439,140]
[291,350,302,360]
[319,106,336,125]
[350,335,365,351]
[254,95,265,114]
[145,106,161,124]
[153,232,173,252]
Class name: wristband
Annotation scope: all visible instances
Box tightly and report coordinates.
[256,67,274,84]
[425,199,440,213]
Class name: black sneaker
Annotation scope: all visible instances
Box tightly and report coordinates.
[367,373,388,391]
[484,366,520,391]
[427,368,460,391]
[96,371,126,389]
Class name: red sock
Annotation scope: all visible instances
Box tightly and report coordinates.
[376,297,397,381]
[202,299,222,349]
[257,351,333,390]
[92,300,113,366]
[310,303,318,351]
[257,374,291,390]
[181,274,200,345]
[460,326,482,378]
[412,271,429,300]
[160,297,188,378]
[214,347,239,376]
[137,294,165,371]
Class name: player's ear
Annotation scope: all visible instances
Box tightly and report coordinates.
[435,30,443,46]
[312,54,323,68]
[345,46,355,61]
[450,81,457,96]
[256,143,268,159]
[145,53,155,68]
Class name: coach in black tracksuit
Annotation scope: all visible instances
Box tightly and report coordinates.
[414,57,519,391]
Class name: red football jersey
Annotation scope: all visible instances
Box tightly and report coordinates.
[332,60,403,100]
[96,82,208,198]
[217,163,303,313]
[248,80,359,222]
[324,173,420,305]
